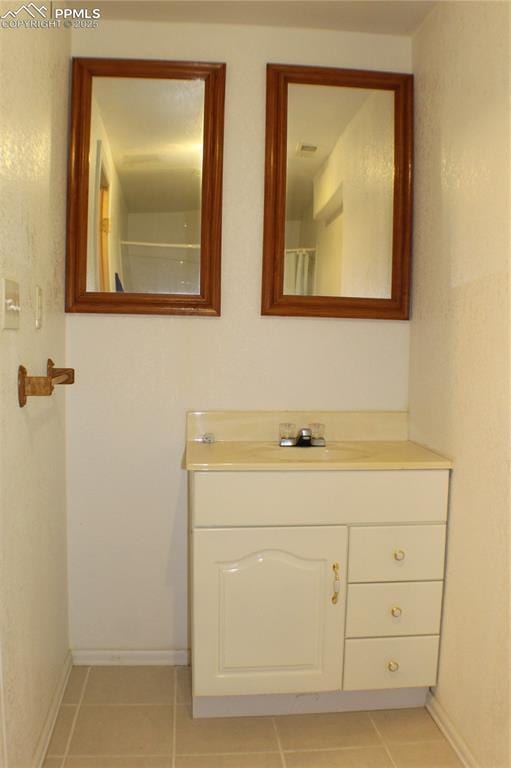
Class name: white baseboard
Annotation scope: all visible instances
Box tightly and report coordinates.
[71,649,190,666]
[193,687,428,718]
[34,651,72,768]
[427,691,478,768]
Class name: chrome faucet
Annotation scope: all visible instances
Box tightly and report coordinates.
[279,425,326,448]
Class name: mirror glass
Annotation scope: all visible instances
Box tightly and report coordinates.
[66,58,225,316]
[262,64,412,320]
[87,77,204,295]
[285,84,394,299]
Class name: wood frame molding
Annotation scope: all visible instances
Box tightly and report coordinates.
[261,63,413,320]
[66,57,226,316]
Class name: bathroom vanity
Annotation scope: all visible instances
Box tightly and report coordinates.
[185,411,452,717]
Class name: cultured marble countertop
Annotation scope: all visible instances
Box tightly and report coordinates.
[185,440,453,471]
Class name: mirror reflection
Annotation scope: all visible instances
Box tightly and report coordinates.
[284,84,394,299]
[87,76,204,295]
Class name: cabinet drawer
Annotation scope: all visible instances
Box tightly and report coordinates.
[192,470,449,527]
[343,636,439,690]
[346,581,443,638]
[348,525,446,582]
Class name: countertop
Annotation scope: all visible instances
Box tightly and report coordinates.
[185,440,453,471]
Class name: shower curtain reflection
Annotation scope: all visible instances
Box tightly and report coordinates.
[284,248,316,295]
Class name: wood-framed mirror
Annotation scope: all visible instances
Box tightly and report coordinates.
[262,64,413,320]
[66,57,225,315]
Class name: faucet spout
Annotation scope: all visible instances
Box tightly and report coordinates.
[295,427,312,447]
[279,426,326,448]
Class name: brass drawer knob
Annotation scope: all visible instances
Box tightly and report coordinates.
[391,606,402,618]
[393,549,406,562]
[387,660,400,672]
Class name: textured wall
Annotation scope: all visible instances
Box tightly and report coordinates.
[410,3,510,766]
[312,90,394,299]
[67,22,411,652]
[0,18,70,768]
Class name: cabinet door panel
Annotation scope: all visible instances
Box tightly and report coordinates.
[193,526,347,696]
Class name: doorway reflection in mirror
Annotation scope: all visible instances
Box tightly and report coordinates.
[87,76,204,295]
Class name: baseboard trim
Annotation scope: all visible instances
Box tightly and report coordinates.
[426,691,479,768]
[71,649,190,666]
[34,651,72,768]
[193,687,428,718]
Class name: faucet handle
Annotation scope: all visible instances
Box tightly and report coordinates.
[279,422,297,447]
[310,422,326,447]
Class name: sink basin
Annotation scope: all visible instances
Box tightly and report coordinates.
[235,442,371,462]
[185,436,453,471]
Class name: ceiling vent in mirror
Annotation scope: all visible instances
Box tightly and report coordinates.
[296,141,318,157]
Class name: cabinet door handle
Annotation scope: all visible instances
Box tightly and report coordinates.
[331,562,341,604]
[394,549,406,562]
[387,660,400,672]
[391,606,402,618]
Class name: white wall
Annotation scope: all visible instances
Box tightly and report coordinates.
[410,3,510,766]
[313,90,394,298]
[67,21,411,653]
[0,20,70,768]
[87,96,126,291]
[338,91,394,298]
[315,214,343,296]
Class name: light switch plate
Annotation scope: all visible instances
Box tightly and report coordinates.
[35,285,43,329]
[1,279,20,330]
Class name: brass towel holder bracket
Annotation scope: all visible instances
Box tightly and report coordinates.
[18,359,75,408]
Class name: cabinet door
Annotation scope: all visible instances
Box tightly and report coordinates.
[192,526,347,696]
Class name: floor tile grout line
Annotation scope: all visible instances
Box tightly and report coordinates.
[62,703,177,707]
[277,745,405,754]
[173,750,374,757]
[51,751,282,758]
[171,666,177,768]
[61,666,92,763]
[368,712,399,768]
[271,716,287,768]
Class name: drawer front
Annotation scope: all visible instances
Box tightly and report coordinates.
[348,525,446,582]
[343,636,440,690]
[346,581,443,638]
[192,470,449,527]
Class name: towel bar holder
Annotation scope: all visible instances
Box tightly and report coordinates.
[18,358,75,407]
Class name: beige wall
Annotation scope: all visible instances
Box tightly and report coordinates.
[314,90,394,298]
[337,91,394,299]
[87,96,126,291]
[410,3,510,766]
[315,214,343,296]
[0,20,70,768]
[67,21,411,653]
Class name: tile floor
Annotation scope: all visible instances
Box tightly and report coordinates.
[44,667,463,768]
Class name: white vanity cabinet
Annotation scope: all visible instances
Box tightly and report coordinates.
[190,468,450,701]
